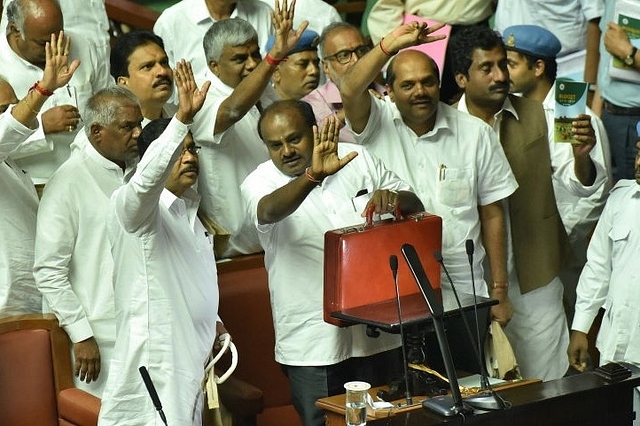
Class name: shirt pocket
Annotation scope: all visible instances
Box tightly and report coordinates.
[609,225,630,259]
[436,168,473,208]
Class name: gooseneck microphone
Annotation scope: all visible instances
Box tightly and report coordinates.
[401,244,472,417]
[389,255,412,406]
[139,366,169,426]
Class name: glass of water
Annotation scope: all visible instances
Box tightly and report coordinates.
[344,381,370,426]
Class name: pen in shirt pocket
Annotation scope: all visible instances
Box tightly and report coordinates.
[439,164,446,181]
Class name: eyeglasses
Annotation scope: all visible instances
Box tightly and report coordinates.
[181,144,201,156]
[323,45,371,65]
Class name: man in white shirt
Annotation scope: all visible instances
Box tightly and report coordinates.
[1,31,78,318]
[303,22,386,142]
[241,100,423,426]
[110,30,177,125]
[568,147,640,424]
[34,86,143,397]
[154,0,273,81]
[191,2,308,257]
[98,60,224,426]
[339,22,518,325]
[449,25,606,380]
[1,0,112,185]
[503,24,612,321]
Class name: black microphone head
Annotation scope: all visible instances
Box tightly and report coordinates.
[389,255,398,272]
[465,239,474,256]
[433,250,443,263]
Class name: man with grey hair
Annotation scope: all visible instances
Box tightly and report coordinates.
[0,0,111,187]
[34,86,143,398]
[303,21,385,142]
[190,1,309,257]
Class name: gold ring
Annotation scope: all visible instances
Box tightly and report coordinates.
[68,125,73,132]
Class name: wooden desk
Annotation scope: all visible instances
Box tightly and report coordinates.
[317,380,539,426]
[364,367,640,426]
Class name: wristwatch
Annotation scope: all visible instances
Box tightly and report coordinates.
[624,46,637,66]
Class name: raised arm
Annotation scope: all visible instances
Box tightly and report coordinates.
[257,117,357,224]
[340,21,445,134]
[214,0,308,134]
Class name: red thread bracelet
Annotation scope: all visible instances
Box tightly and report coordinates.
[379,37,395,57]
[265,53,285,66]
[30,81,54,97]
[304,167,323,184]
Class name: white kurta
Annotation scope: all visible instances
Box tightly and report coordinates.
[0,108,40,317]
[348,98,518,298]
[154,0,273,82]
[0,30,112,183]
[33,133,131,397]
[190,71,272,257]
[242,144,408,366]
[98,117,219,426]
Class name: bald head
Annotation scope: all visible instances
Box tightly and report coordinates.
[386,50,439,88]
[7,0,63,68]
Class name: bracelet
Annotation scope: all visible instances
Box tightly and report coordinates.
[265,53,285,66]
[23,99,40,115]
[30,81,54,97]
[304,167,323,184]
[379,37,395,57]
[491,281,508,290]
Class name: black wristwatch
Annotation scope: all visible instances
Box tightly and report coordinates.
[624,46,637,66]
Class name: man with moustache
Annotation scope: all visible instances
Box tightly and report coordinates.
[241,100,423,426]
[449,25,607,380]
[98,60,225,426]
[339,22,519,326]
[110,30,176,125]
[34,86,143,397]
[190,1,307,257]
[266,28,321,100]
[303,22,386,142]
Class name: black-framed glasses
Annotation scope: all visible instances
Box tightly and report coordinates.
[181,144,201,156]
[323,45,371,64]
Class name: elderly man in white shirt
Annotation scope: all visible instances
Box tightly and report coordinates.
[190,1,309,257]
[340,23,519,325]
[34,86,142,398]
[154,0,273,81]
[98,60,224,426]
[241,100,424,426]
[0,31,78,317]
[1,0,111,185]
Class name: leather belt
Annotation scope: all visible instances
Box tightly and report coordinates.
[604,100,640,116]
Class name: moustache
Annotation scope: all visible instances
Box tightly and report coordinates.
[489,82,509,92]
[181,165,199,175]
[153,78,173,88]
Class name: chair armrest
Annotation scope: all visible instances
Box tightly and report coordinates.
[218,375,264,417]
[58,388,101,426]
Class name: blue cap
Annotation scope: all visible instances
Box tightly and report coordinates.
[265,29,319,57]
[502,25,561,59]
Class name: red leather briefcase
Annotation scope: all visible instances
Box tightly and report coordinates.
[323,211,442,327]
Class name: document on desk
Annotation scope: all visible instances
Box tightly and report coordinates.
[457,374,506,389]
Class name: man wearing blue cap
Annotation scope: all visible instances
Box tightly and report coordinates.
[188,1,308,258]
[266,28,321,100]
[450,25,608,381]
[503,24,612,324]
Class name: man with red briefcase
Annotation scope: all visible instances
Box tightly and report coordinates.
[241,100,424,426]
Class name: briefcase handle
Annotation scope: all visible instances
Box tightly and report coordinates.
[364,204,403,227]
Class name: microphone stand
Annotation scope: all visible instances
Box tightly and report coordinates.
[401,244,472,417]
[389,255,413,406]
[139,366,169,426]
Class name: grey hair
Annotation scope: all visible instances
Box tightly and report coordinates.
[318,21,360,58]
[203,18,258,63]
[84,86,139,137]
[6,0,61,36]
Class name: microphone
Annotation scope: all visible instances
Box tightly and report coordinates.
[390,255,412,405]
[401,244,472,417]
[462,239,508,411]
[139,366,169,426]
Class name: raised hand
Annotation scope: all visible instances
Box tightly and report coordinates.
[308,116,357,180]
[174,59,210,124]
[383,21,447,54]
[269,0,309,60]
[571,114,596,157]
[41,31,80,92]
